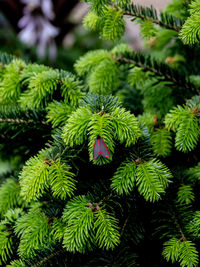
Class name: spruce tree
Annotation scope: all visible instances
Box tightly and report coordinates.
[1,0,200,266]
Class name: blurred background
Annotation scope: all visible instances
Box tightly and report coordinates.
[0,0,172,70]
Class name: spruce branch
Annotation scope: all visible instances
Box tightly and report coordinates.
[0,179,24,216]
[94,208,120,250]
[0,118,48,125]
[165,104,200,152]
[62,195,95,253]
[115,53,198,94]
[122,3,183,32]
[163,238,199,267]
[15,206,52,256]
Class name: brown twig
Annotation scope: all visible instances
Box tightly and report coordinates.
[0,118,48,125]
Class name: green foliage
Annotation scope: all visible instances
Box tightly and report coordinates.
[51,218,65,242]
[136,159,172,202]
[149,29,178,51]
[164,0,190,19]
[7,259,26,267]
[186,95,200,110]
[163,238,199,267]
[81,94,121,113]
[122,1,183,31]
[88,58,120,94]
[163,238,181,263]
[19,150,50,202]
[111,160,136,195]
[19,70,59,109]
[111,158,172,201]
[46,101,74,127]
[15,205,51,256]
[187,162,200,181]
[151,128,173,157]
[60,74,83,106]
[188,211,200,238]
[0,224,13,265]
[141,80,174,116]
[63,95,141,165]
[111,43,132,55]
[94,208,120,249]
[177,185,195,204]
[85,0,109,16]
[83,7,125,41]
[138,112,156,133]
[127,66,149,87]
[62,195,120,253]
[102,8,125,41]
[62,106,92,147]
[0,178,24,216]
[111,107,142,146]
[83,11,103,31]
[1,0,200,265]
[180,0,200,44]
[140,20,158,40]
[62,196,94,253]
[165,105,200,152]
[20,64,50,85]
[0,208,24,265]
[88,113,115,164]
[74,49,111,76]
[19,149,76,201]
[49,159,76,200]
[0,60,25,103]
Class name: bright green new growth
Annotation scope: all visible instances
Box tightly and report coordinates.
[19,153,49,202]
[0,60,25,103]
[127,66,148,87]
[165,105,200,152]
[62,96,141,165]
[62,195,120,253]
[60,75,84,106]
[88,58,120,94]
[163,238,199,267]
[19,149,76,201]
[177,185,195,205]
[83,11,103,31]
[151,128,172,157]
[15,206,51,256]
[1,0,200,265]
[180,0,200,44]
[0,209,24,265]
[88,113,115,164]
[111,107,142,146]
[111,158,172,202]
[46,101,74,127]
[0,224,13,265]
[0,179,23,216]
[62,196,95,253]
[136,159,172,202]
[111,160,136,195]
[49,159,76,199]
[83,6,125,41]
[19,70,59,109]
[94,208,120,250]
[102,8,125,41]
[74,50,111,76]
[62,106,92,147]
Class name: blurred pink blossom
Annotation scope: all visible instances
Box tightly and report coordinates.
[18,0,59,59]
